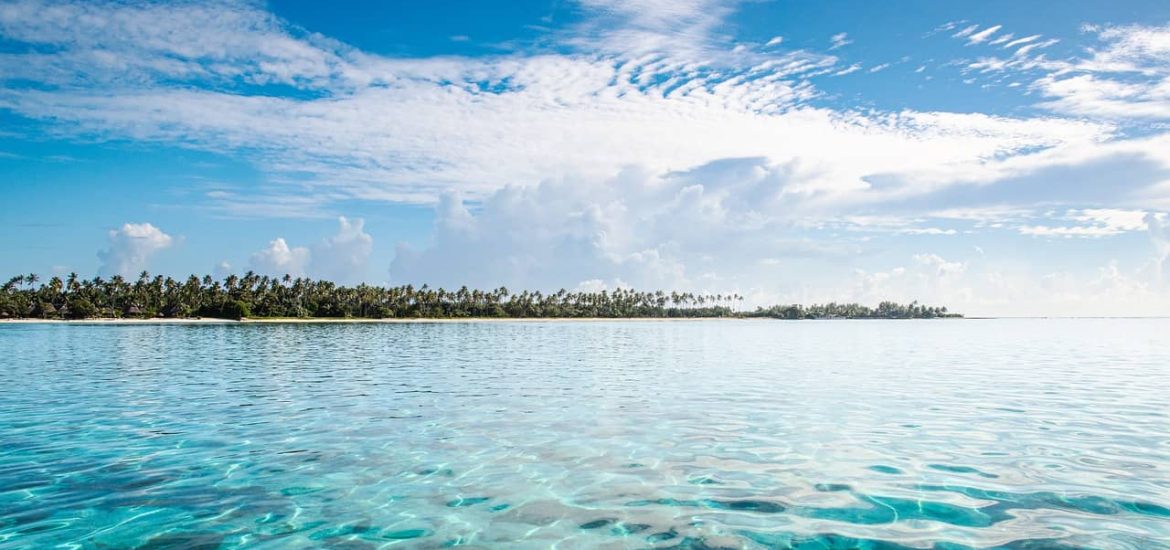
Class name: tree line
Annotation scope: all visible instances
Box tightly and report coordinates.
[0,272,960,320]
[745,302,956,320]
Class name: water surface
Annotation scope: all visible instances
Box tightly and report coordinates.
[2,319,1169,548]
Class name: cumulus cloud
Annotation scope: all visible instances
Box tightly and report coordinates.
[249,238,310,278]
[1147,212,1170,286]
[388,160,948,293]
[247,217,372,282]
[913,253,966,277]
[97,222,174,277]
[386,160,1170,315]
[213,261,233,279]
[845,252,1170,317]
[5,0,1170,315]
[310,216,373,283]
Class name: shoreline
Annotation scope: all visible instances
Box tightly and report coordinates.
[2,317,1166,324]
[0,316,748,325]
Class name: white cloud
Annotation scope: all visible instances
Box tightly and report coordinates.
[568,0,738,55]
[765,36,783,47]
[1019,225,1123,238]
[988,33,1015,46]
[966,25,1002,45]
[953,25,979,39]
[0,67,1122,211]
[382,159,1170,315]
[1003,34,1041,49]
[901,228,957,235]
[213,261,233,279]
[913,253,966,276]
[249,238,310,278]
[1017,24,1170,120]
[4,1,1170,315]
[247,217,372,282]
[0,0,353,89]
[1087,23,1170,73]
[1018,209,1150,238]
[389,165,866,291]
[829,32,852,50]
[1014,38,1059,57]
[845,252,1170,317]
[97,222,174,277]
[0,0,1144,218]
[0,52,1121,216]
[846,255,973,310]
[1033,73,1170,120]
[574,0,726,30]
[1146,212,1170,286]
[1071,209,1149,231]
[968,24,1168,121]
[310,216,373,283]
[832,63,861,76]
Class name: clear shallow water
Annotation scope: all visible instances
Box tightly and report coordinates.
[1,319,1169,549]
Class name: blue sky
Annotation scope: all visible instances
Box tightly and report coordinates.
[2,0,1170,315]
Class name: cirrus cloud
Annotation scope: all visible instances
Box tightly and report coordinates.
[4,0,1170,315]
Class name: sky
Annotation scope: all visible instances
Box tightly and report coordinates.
[2,0,1170,316]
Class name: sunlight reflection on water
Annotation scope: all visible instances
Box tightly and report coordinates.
[1,319,1169,548]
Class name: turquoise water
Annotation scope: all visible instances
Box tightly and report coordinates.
[1,319,1169,549]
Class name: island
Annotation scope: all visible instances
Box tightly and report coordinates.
[1,272,961,321]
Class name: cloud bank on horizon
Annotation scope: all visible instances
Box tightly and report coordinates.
[1,0,1170,316]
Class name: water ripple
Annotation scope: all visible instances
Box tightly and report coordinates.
[1,319,1169,548]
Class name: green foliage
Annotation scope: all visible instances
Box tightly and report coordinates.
[0,294,20,318]
[33,300,57,319]
[65,296,96,319]
[747,300,961,320]
[0,271,960,320]
[373,305,394,319]
[218,300,251,320]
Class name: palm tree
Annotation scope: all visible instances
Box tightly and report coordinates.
[0,270,958,320]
